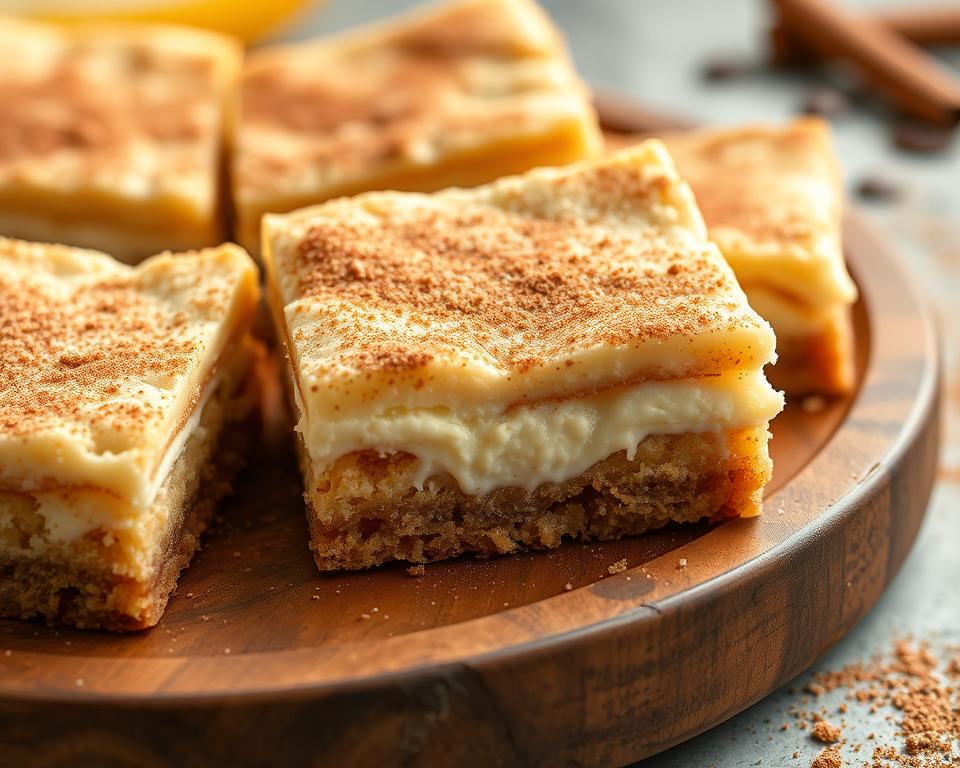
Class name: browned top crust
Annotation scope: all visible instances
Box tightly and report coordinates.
[235,0,600,210]
[660,119,856,306]
[264,143,776,417]
[662,119,839,247]
[0,17,240,214]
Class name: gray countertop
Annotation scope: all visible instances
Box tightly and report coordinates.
[285,2,960,764]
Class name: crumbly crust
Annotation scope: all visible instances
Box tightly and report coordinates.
[300,427,772,571]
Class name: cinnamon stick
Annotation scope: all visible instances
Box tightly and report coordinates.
[772,6,960,66]
[876,6,960,47]
[773,0,960,126]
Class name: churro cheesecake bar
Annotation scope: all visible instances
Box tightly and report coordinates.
[661,119,857,395]
[234,0,602,253]
[0,17,241,264]
[0,239,260,630]
[263,143,784,571]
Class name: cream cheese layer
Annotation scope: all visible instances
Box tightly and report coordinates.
[299,370,784,495]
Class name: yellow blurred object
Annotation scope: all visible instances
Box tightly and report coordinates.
[5,0,312,43]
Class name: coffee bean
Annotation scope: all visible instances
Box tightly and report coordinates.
[700,57,752,82]
[854,174,902,202]
[800,88,850,117]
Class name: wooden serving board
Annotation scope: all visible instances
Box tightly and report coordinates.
[0,102,941,767]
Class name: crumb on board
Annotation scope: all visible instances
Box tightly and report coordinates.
[607,558,628,575]
[801,395,827,414]
[406,564,426,577]
[676,557,688,570]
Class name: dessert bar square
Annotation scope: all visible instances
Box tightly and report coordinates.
[660,119,857,395]
[263,142,784,571]
[0,239,261,629]
[234,0,602,252]
[0,17,241,264]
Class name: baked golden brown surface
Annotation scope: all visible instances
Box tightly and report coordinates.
[610,119,857,395]
[235,0,602,251]
[0,17,241,263]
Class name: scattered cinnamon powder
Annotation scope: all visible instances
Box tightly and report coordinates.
[812,721,842,744]
[0,241,244,441]
[776,639,960,767]
[238,0,589,189]
[1,21,221,182]
[279,158,768,387]
[811,745,843,768]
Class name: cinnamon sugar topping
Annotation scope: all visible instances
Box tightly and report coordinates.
[235,0,600,231]
[265,143,774,409]
[0,18,240,211]
[292,203,731,374]
[663,119,839,249]
[0,239,258,502]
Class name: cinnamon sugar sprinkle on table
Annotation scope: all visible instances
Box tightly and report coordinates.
[812,721,843,744]
[766,638,960,767]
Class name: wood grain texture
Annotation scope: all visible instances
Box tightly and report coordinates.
[0,104,941,767]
